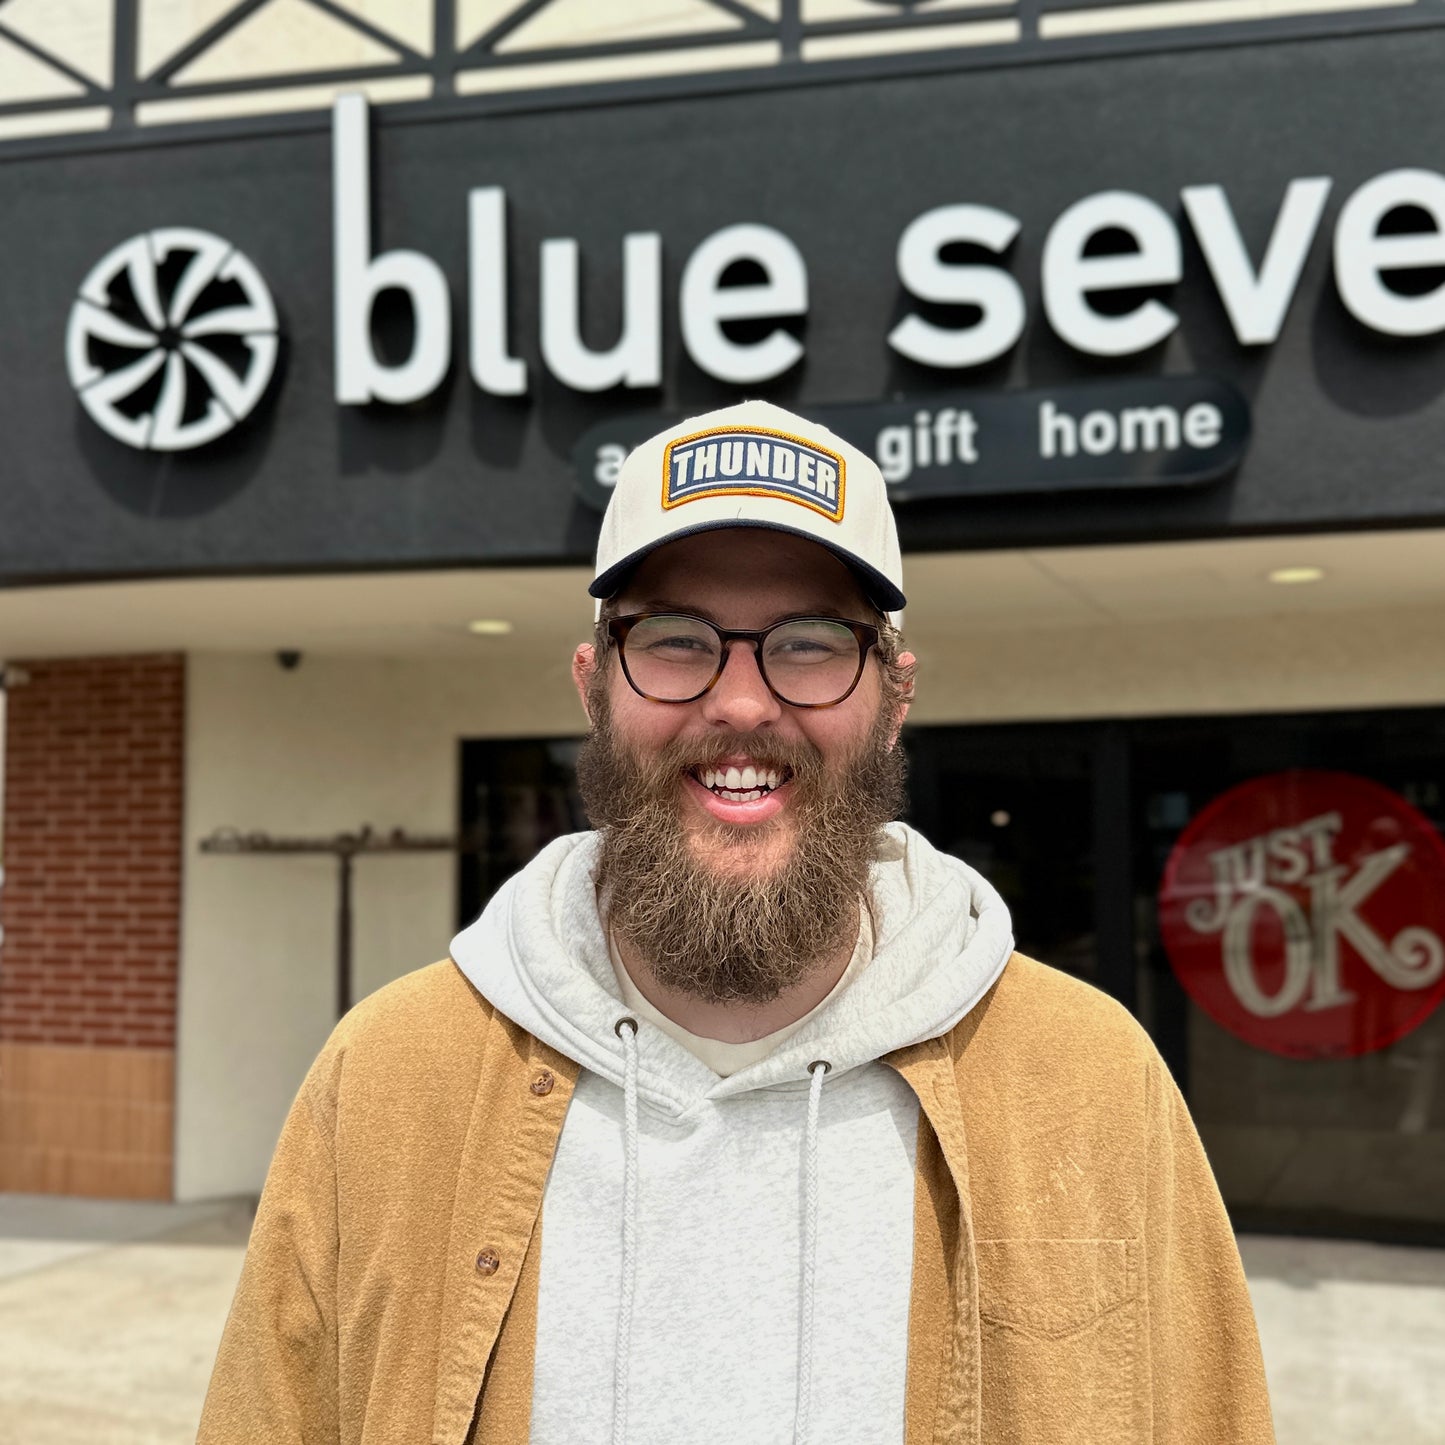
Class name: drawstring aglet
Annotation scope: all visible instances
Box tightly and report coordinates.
[795,1059,831,1445]
[612,1017,640,1445]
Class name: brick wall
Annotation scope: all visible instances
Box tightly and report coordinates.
[0,655,184,1198]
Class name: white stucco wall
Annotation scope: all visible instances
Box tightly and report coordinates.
[174,647,584,1202]
[906,602,1445,725]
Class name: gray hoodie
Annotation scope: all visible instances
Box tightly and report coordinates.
[449,820,1014,1445]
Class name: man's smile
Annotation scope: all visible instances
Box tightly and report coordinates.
[689,760,792,801]
[683,756,795,824]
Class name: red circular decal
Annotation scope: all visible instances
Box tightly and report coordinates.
[1159,771,1445,1059]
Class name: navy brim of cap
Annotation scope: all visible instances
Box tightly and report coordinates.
[588,518,907,613]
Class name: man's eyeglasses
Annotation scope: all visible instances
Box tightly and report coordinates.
[604,612,880,709]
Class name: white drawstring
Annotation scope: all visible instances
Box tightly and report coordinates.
[612,1017,640,1445]
[794,1059,830,1445]
[608,1030,831,1444]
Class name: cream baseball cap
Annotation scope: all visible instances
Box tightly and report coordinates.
[589,399,906,616]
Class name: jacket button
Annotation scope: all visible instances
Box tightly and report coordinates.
[475,1248,501,1276]
[530,1070,555,1097]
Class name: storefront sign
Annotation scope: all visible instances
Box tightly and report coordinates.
[331,97,1445,407]
[50,94,1433,465]
[4,31,1445,583]
[1158,771,1445,1059]
[574,377,1249,508]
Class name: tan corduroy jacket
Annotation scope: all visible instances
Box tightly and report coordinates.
[198,952,1274,1445]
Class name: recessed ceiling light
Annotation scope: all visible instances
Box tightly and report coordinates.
[466,618,514,636]
[990,809,1011,828]
[1267,566,1326,585]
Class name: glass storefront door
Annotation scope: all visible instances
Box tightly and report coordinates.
[1130,709,1445,1242]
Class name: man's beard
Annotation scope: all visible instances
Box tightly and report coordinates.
[575,686,907,1006]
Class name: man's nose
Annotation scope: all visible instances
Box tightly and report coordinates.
[699,641,782,731]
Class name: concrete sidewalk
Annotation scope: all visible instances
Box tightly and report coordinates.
[1239,1233,1445,1445]
[0,1194,252,1445]
[0,1193,1442,1443]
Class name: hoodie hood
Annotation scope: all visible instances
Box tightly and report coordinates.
[449,821,1014,1116]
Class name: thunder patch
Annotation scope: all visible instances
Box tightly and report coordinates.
[662,427,846,522]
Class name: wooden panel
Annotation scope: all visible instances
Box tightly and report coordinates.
[0,1042,174,1199]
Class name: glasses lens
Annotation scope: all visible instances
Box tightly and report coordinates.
[761,619,863,705]
[621,615,723,700]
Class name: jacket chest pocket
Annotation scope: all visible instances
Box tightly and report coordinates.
[977,1237,1143,1445]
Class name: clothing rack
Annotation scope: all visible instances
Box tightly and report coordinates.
[198,825,482,1016]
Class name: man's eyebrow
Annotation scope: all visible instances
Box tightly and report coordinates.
[635,599,717,619]
[633,600,865,624]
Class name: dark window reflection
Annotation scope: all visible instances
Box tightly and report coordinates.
[457,737,589,926]
[903,723,1099,983]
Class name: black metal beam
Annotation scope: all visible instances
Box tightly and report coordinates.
[109,0,138,129]
[0,20,104,94]
[303,0,423,62]
[457,21,774,72]
[779,0,802,60]
[702,0,779,27]
[135,58,431,106]
[459,0,557,62]
[433,0,457,96]
[802,7,1020,39]
[148,0,275,86]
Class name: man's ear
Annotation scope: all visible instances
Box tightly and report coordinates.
[573,642,598,722]
[887,650,917,748]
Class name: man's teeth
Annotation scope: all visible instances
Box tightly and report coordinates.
[698,765,784,796]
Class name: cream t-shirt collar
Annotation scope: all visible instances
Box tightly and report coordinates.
[607,903,875,1078]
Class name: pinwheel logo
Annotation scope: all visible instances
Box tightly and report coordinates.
[66,227,279,452]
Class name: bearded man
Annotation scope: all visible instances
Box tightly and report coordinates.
[199,402,1274,1445]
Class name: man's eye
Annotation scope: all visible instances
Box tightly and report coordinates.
[768,631,851,662]
[647,635,713,654]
